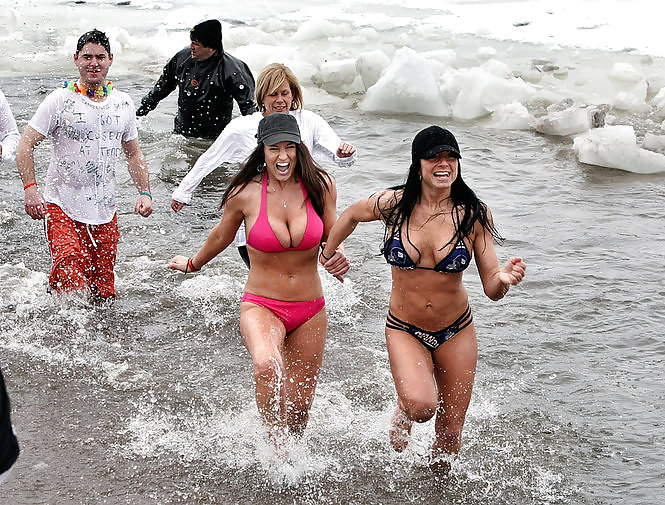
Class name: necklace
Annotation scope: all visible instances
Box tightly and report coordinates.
[270,185,287,208]
[266,173,288,208]
[64,80,113,99]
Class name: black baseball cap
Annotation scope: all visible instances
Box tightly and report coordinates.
[411,126,461,163]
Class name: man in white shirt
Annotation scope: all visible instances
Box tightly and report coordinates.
[16,29,153,300]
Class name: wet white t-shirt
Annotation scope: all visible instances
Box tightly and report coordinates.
[29,87,138,225]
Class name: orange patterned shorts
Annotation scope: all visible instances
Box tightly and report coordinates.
[46,204,119,299]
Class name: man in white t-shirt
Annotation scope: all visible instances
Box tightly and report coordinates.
[16,29,153,300]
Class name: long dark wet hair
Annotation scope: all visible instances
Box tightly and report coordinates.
[220,142,330,216]
[379,156,504,260]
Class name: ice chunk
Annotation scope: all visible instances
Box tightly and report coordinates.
[477,46,498,60]
[642,133,665,154]
[291,19,352,41]
[420,49,457,67]
[649,87,665,120]
[607,62,644,85]
[535,105,592,136]
[355,50,391,91]
[452,67,535,120]
[613,90,649,112]
[485,102,535,130]
[312,58,358,88]
[359,47,450,116]
[573,125,665,174]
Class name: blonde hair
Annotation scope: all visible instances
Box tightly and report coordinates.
[255,63,303,112]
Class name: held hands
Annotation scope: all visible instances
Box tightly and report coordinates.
[319,242,350,283]
[336,141,356,159]
[135,194,153,217]
[171,199,186,212]
[24,186,47,220]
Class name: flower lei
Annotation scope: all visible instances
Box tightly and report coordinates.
[63,80,113,99]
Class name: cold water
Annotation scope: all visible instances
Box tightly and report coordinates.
[0,1,663,504]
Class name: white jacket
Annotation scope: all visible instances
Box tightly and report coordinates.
[171,109,357,204]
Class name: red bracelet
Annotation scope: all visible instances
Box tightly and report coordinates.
[187,258,201,273]
[23,182,38,190]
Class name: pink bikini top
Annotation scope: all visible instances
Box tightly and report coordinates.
[246,172,324,253]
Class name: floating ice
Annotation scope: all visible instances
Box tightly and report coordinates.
[573,125,665,173]
[355,50,391,91]
[359,47,450,116]
[452,65,535,120]
[420,49,457,67]
[649,87,665,120]
[477,46,498,60]
[607,62,644,85]
[642,133,665,154]
[312,58,360,91]
[291,19,352,41]
[612,90,649,112]
[535,103,594,136]
[485,102,535,130]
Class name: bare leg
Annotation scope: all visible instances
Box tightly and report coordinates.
[281,308,327,437]
[385,327,438,452]
[430,324,477,473]
[240,303,288,449]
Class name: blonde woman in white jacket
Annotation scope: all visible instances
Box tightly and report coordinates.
[171,63,356,210]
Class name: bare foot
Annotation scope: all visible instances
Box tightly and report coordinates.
[428,449,453,476]
[389,407,412,452]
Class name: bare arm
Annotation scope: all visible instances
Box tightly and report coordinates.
[320,190,387,272]
[473,210,526,300]
[318,174,349,282]
[167,189,246,273]
[16,126,47,220]
[122,138,153,218]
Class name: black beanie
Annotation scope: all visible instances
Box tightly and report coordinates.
[190,20,222,50]
[411,126,461,166]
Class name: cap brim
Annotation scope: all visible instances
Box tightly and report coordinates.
[422,144,461,159]
[261,132,301,145]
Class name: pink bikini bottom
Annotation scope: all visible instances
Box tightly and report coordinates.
[241,293,325,333]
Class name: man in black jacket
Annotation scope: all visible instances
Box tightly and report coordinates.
[136,19,257,139]
[0,367,19,484]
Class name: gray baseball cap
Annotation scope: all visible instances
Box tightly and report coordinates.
[257,113,301,145]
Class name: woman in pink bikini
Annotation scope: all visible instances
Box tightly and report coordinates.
[168,113,349,448]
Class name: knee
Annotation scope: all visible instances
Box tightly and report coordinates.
[253,354,284,383]
[402,396,437,423]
